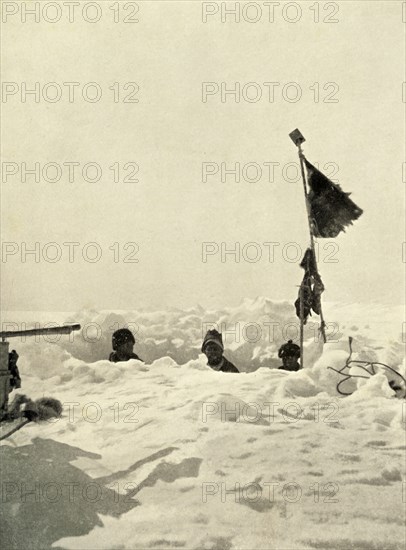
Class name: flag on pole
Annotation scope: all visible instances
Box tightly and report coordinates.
[304,159,363,238]
[294,249,324,324]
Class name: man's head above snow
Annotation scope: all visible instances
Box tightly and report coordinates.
[202,330,224,367]
[278,340,300,359]
[112,328,135,351]
[203,342,224,367]
[110,328,139,362]
[201,329,224,353]
[201,329,239,373]
[278,340,301,372]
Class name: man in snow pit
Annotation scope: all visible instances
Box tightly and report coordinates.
[278,340,301,371]
[202,329,239,373]
[109,328,143,363]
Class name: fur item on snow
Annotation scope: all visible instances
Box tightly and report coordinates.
[7,394,63,421]
[7,394,32,420]
[35,397,63,420]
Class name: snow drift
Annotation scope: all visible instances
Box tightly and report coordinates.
[1,298,405,550]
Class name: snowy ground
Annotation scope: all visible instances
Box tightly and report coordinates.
[1,299,405,550]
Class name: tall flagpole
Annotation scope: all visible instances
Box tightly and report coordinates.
[289,129,327,345]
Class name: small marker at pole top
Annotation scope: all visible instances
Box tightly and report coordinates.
[289,128,306,146]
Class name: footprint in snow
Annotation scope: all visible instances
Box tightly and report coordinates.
[335,453,361,462]
[366,440,387,447]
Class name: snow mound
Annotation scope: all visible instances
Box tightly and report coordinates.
[1,300,405,550]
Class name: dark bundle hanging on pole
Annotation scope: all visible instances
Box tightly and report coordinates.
[294,248,325,325]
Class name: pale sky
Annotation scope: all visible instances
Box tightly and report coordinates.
[1,1,405,312]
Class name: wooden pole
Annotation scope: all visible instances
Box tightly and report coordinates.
[299,282,304,369]
[296,142,327,344]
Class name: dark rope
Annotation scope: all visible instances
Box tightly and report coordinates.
[327,337,406,397]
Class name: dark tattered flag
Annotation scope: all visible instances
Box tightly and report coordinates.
[304,159,363,238]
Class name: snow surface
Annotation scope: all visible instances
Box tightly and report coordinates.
[1,299,405,550]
